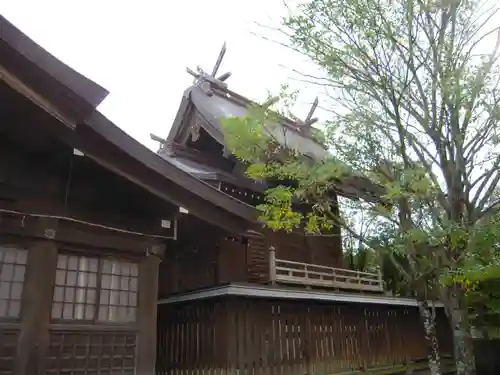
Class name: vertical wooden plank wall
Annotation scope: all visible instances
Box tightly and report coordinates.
[157,299,229,375]
[156,297,453,375]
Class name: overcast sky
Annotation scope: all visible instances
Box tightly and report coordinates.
[2,0,317,150]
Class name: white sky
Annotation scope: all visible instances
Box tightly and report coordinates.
[2,0,317,150]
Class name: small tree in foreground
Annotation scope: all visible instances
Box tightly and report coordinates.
[221,1,500,374]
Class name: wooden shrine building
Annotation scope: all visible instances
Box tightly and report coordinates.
[153,47,454,374]
[0,16,452,375]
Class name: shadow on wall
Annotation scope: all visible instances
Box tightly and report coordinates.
[474,339,500,375]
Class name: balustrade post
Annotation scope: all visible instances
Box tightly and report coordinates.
[269,246,277,285]
[377,269,383,290]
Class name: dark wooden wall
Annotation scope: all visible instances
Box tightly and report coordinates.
[159,239,218,296]
[159,233,249,296]
[0,220,162,375]
[0,99,167,375]
[156,297,452,375]
[160,224,344,296]
[158,216,222,296]
[267,229,343,267]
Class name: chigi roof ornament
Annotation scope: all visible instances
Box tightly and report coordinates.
[186,42,232,96]
[288,96,319,135]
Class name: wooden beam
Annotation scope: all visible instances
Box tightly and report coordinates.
[0,216,153,254]
[0,64,77,129]
[150,133,168,145]
[304,97,319,125]
[211,42,227,77]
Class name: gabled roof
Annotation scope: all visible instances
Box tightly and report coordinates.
[160,64,385,204]
[167,84,328,160]
[0,15,257,233]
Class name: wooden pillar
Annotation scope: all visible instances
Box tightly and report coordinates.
[136,243,164,375]
[15,218,58,375]
[269,246,277,285]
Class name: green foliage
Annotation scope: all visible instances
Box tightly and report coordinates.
[467,278,500,329]
[256,186,303,232]
[221,115,272,164]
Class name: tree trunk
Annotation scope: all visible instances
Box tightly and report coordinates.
[417,300,442,375]
[446,283,476,375]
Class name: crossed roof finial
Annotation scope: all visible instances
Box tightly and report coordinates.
[186,43,232,95]
[211,42,227,77]
[289,97,319,134]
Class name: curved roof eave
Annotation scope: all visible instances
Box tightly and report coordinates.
[85,111,258,226]
[0,15,109,121]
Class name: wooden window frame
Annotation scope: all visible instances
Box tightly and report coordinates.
[51,251,140,326]
[0,246,29,321]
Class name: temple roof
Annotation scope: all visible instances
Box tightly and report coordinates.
[156,45,385,204]
[167,84,328,160]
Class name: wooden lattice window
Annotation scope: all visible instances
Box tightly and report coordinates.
[0,247,28,319]
[99,259,138,323]
[46,331,137,374]
[52,254,139,324]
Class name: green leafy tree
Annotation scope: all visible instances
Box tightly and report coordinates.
[221,1,500,374]
[459,212,500,336]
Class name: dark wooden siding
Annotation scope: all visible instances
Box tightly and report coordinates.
[306,233,343,268]
[158,234,219,296]
[0,328,18,375]
[268,230,309,263]
[156,297,453,375]
[45,329,137,374]
[245,233,269,284]
[218,238,247,284]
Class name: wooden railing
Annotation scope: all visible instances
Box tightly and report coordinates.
[269,247,384,292]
